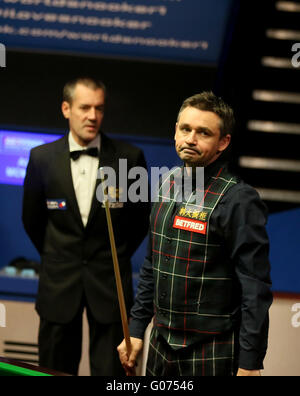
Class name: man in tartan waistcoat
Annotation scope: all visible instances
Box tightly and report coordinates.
[118,92,273,376]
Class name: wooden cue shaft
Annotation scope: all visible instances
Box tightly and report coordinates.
[100,169,132,356]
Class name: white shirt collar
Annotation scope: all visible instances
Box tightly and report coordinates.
[69,131,101,152]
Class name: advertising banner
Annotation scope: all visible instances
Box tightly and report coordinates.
[0,0,234,64]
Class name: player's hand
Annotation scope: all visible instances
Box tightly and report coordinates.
[117,337,143,376]
[237,368,261,376]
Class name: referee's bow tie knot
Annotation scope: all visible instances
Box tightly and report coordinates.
[70,147,99,161]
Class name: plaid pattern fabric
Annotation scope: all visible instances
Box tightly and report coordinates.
[146,326,238,376]
[151,165,238,350]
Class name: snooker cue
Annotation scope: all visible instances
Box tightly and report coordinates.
[99,168,132,357]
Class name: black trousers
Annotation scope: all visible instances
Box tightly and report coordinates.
[38,295,125,376]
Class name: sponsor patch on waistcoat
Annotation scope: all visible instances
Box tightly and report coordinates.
[173,215,207,234]
[177,206,208,221]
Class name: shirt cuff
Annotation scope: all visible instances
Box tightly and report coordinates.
[238,348,266,370]
[129,318,148,340]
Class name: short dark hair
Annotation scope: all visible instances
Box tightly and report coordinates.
[63,77,106,104]
[177,91,235,137]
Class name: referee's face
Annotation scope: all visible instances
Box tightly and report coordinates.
[62,83,105,147]
[175,106,231,167]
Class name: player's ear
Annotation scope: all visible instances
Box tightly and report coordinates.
[217,133,231,153]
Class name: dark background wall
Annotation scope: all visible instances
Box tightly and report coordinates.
[0,51,217,139]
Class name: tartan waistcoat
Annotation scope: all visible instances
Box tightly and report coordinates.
[151,164,239,350]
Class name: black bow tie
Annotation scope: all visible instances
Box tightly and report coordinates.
[70,147,99,161]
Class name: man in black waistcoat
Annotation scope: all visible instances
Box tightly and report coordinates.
[22,77,150,376]
[118,92,273,376]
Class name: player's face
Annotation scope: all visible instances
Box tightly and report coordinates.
[175,106,231,167]
[62,83,105,146]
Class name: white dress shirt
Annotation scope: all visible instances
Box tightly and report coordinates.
[69,132,101,227]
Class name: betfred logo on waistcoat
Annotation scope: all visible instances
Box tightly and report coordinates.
[173,216,207,234]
